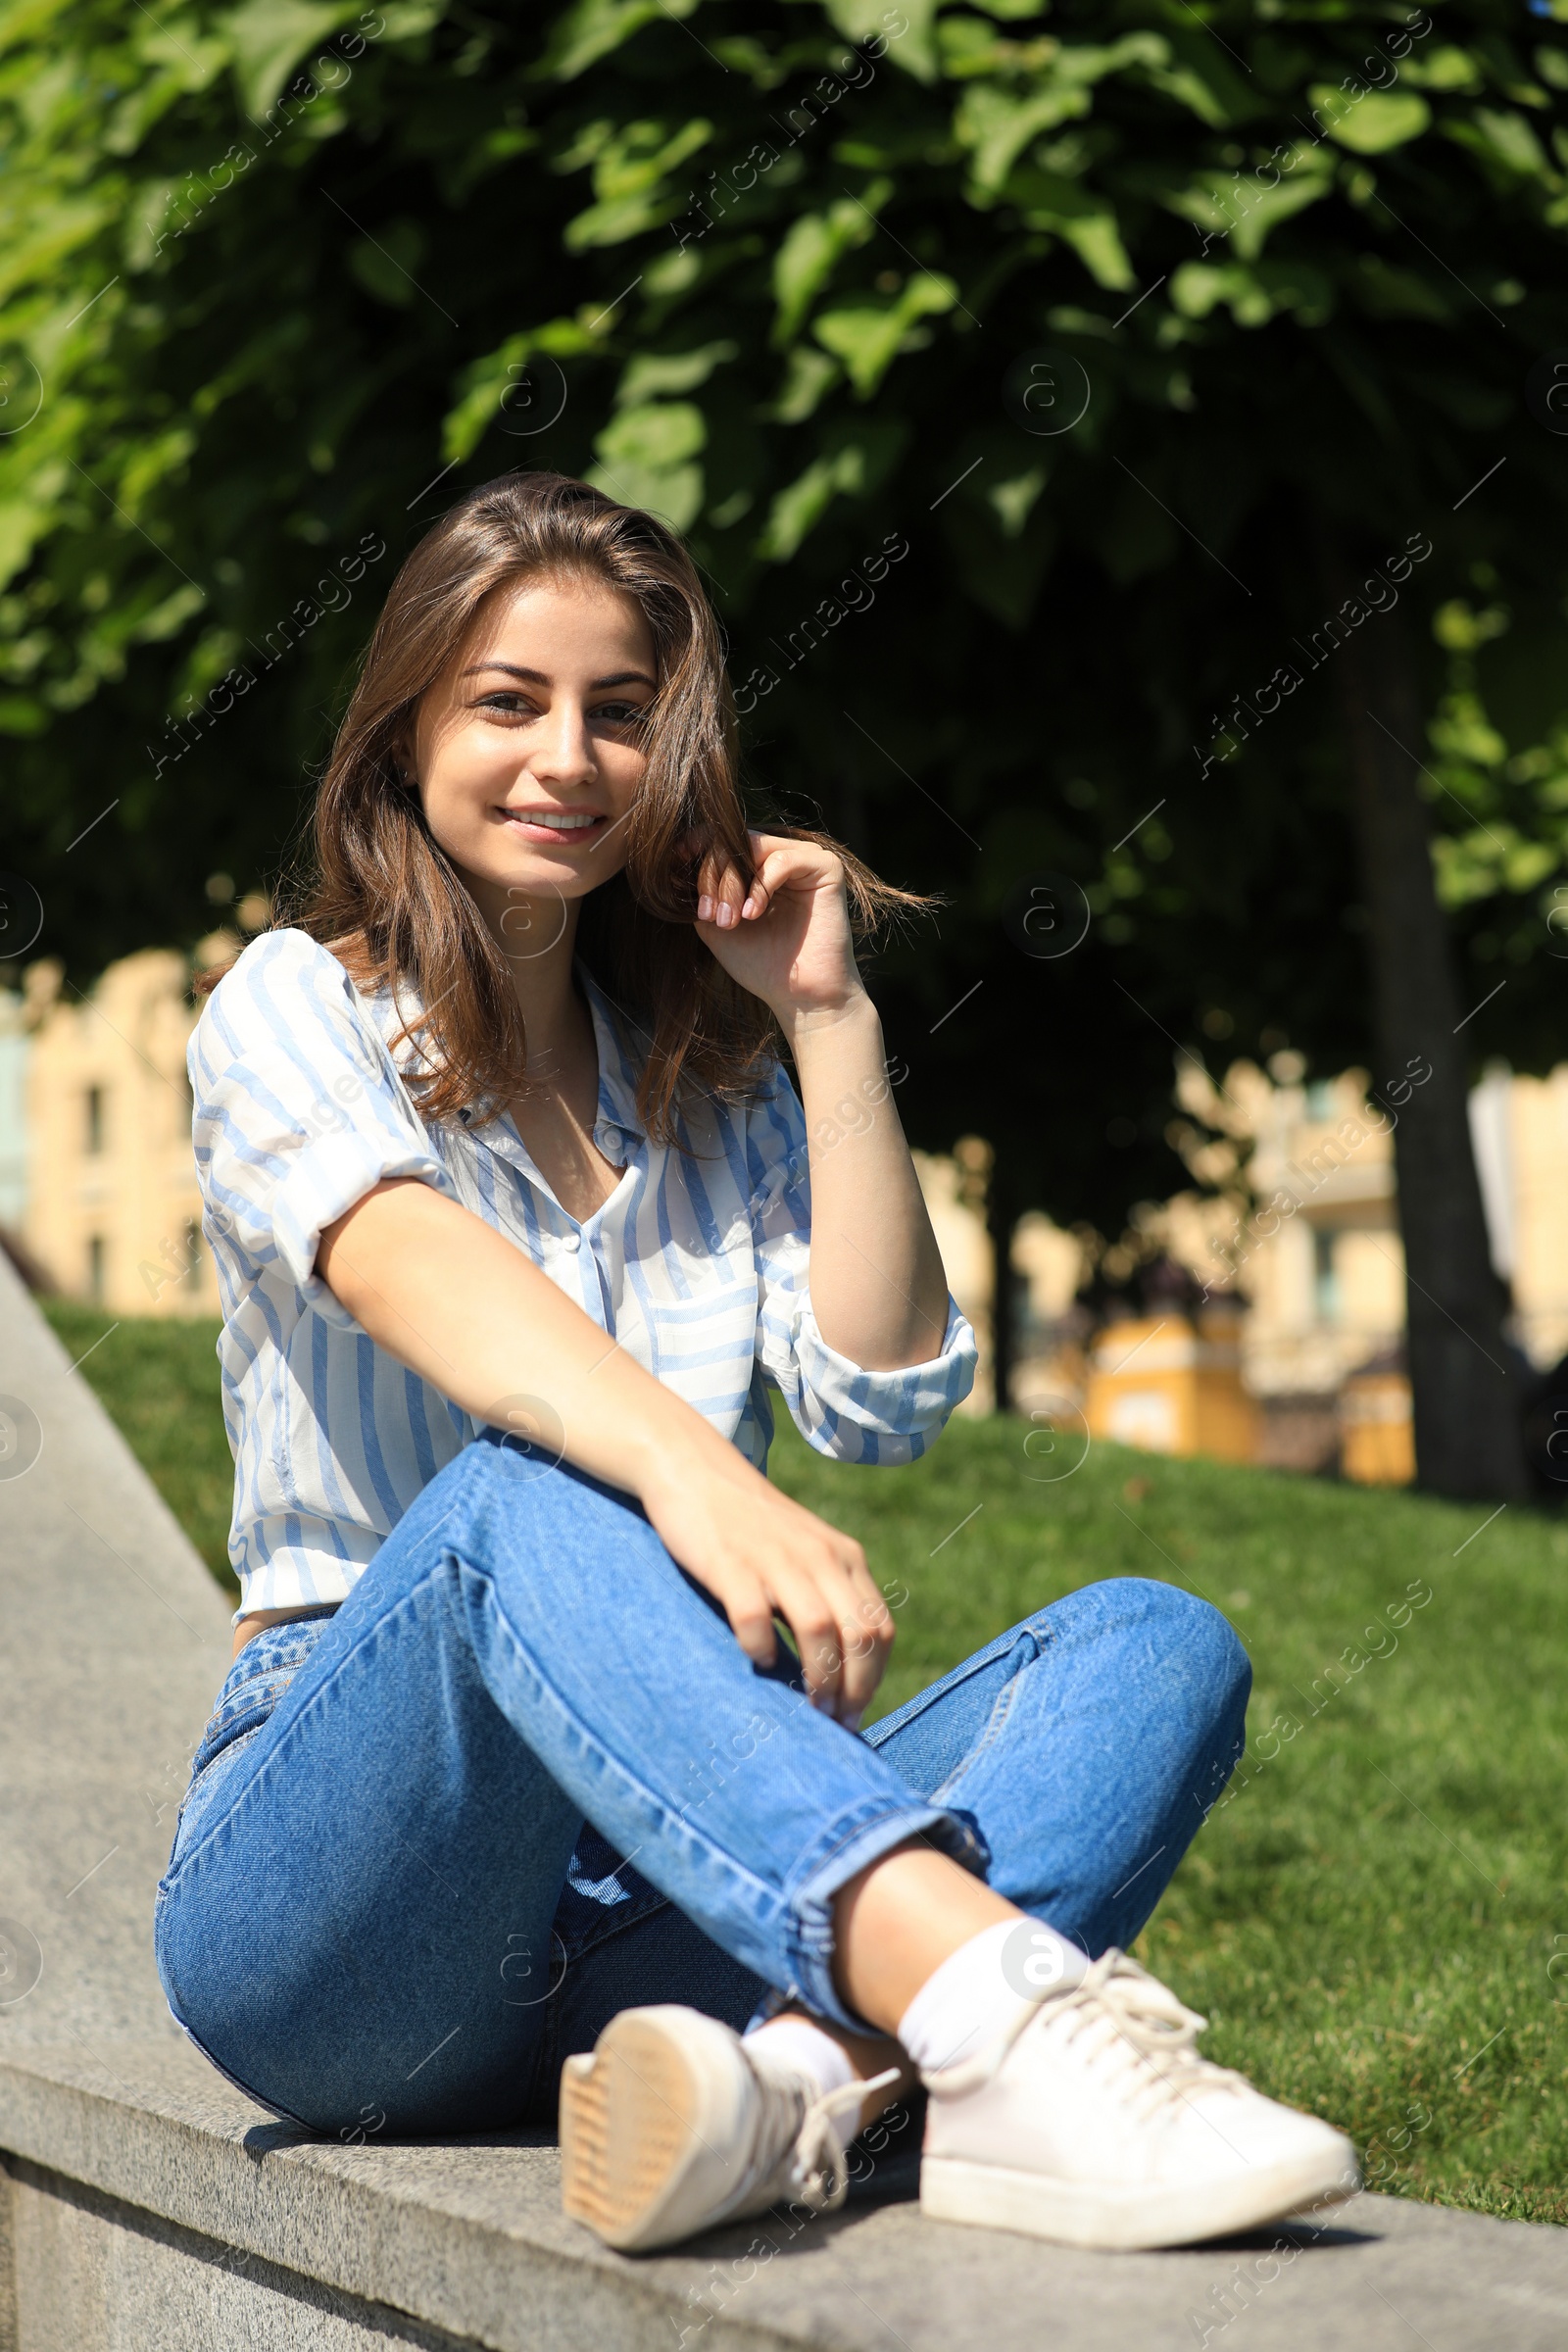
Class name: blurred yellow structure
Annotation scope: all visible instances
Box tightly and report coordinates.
[1339,1359,1416,1486]
[909,1141,995,1417]
[1084,1310,1258,1464]
[20,950,217,1315]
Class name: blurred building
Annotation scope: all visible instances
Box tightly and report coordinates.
[13,951,217,1316]
[13,944,1568,1486]
[0,983,30,1232]
[909,1143,996,1417]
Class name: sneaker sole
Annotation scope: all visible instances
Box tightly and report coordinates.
[560,2013,704,2252]
[920,2146,1358,2252]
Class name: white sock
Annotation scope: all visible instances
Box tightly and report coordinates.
[897,1916,1088,2077]
[745,2014,862,2156]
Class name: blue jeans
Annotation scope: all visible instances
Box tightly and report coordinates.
[155,1434,1250,2135]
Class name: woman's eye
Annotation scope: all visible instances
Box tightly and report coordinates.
[593,700,646,726]
[478,692,537,718]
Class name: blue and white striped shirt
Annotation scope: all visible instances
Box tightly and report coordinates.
[191,930,977,1619]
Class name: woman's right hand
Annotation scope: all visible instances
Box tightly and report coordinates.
[639,1443,894,1727]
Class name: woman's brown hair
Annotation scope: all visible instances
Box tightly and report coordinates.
[271,469,927,1140]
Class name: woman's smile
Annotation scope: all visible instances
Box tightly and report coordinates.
[497,804,612,842]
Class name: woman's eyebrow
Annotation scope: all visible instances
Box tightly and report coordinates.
[461,661,656,690]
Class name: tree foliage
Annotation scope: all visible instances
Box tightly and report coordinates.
[2,0,1567,1242]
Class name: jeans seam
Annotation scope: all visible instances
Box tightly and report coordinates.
[864,1611,1054,1754]
[164,1582,442,1886]
[929,1668,1026,1807]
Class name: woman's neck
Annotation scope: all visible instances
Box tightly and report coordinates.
[467,875,590,1090]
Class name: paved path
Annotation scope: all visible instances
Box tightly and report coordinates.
[1,1250,1563,2348]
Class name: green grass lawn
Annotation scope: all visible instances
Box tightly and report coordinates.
[46,1301,1568,2225]
[44,1303,239,1597]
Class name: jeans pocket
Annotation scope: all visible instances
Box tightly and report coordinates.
[187,1616,337,1785]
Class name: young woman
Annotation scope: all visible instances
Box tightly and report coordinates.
[157,470,1354,2256]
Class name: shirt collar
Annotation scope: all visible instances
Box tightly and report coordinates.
[366,955,649,1155]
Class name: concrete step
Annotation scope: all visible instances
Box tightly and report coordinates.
[2,1250,1565,2348]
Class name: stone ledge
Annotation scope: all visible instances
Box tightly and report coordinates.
[5,2037,1568,2351]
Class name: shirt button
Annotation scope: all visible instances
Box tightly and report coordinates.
[562,1233,582,1252]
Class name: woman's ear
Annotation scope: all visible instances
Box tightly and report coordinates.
[390,723,418,793]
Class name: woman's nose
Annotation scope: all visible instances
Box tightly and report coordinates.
[530,701,596,784]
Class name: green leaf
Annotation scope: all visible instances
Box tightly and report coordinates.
[225,1,358,121]
[1010,172,1134,288]
[769,346,840,421]
[1135,46,1245,131]
[771,197,879,344]
[1465,108,1549,176]
[812,273,956,395]
[1350,255,1453,323]
[1228,169,1332,265]
[955,81,1090,196]
[538,0,697,83]
[937,14,1056,79]
[1055,211,1132,290]
[564,116,712,250]
[585,458,704,527]
[1404,45,1485,95]
[988,464,1045,537]
[443,325,593,464]
[616,341,737,405]
[1170,258,1333,329]
[1308,85,1430,155]
[825,0,940,82]
[758,420,906,559]
[0,195,108,308]
[596,401,707,469]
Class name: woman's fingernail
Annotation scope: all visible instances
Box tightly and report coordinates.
[741,896,757,918]
[716,902,735,928]
[697,894,713,922]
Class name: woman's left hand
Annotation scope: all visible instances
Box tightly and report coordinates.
[695,829,864,1027]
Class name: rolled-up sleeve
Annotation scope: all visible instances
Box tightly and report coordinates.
[746,1065,977,1464]
[190,929,457,1325]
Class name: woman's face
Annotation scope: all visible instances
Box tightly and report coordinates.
[413,572,657,934]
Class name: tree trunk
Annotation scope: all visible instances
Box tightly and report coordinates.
[1321,555,1526,1499]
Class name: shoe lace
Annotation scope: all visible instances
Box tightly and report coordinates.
[924,1949,1248,2122]
[751,2065,903,2218]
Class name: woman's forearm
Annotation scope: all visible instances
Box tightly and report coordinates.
[783,993,951,1369]
[318,1179,744,1504]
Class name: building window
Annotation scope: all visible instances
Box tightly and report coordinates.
[1303,1080,1337,1121]
[1313,1227,1340,1324]
[85,1085,104,1154]
[87,1235,105,1301]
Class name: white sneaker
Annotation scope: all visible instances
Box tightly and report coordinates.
[920,1948,1358,2250]
[560,2005,898,2253]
